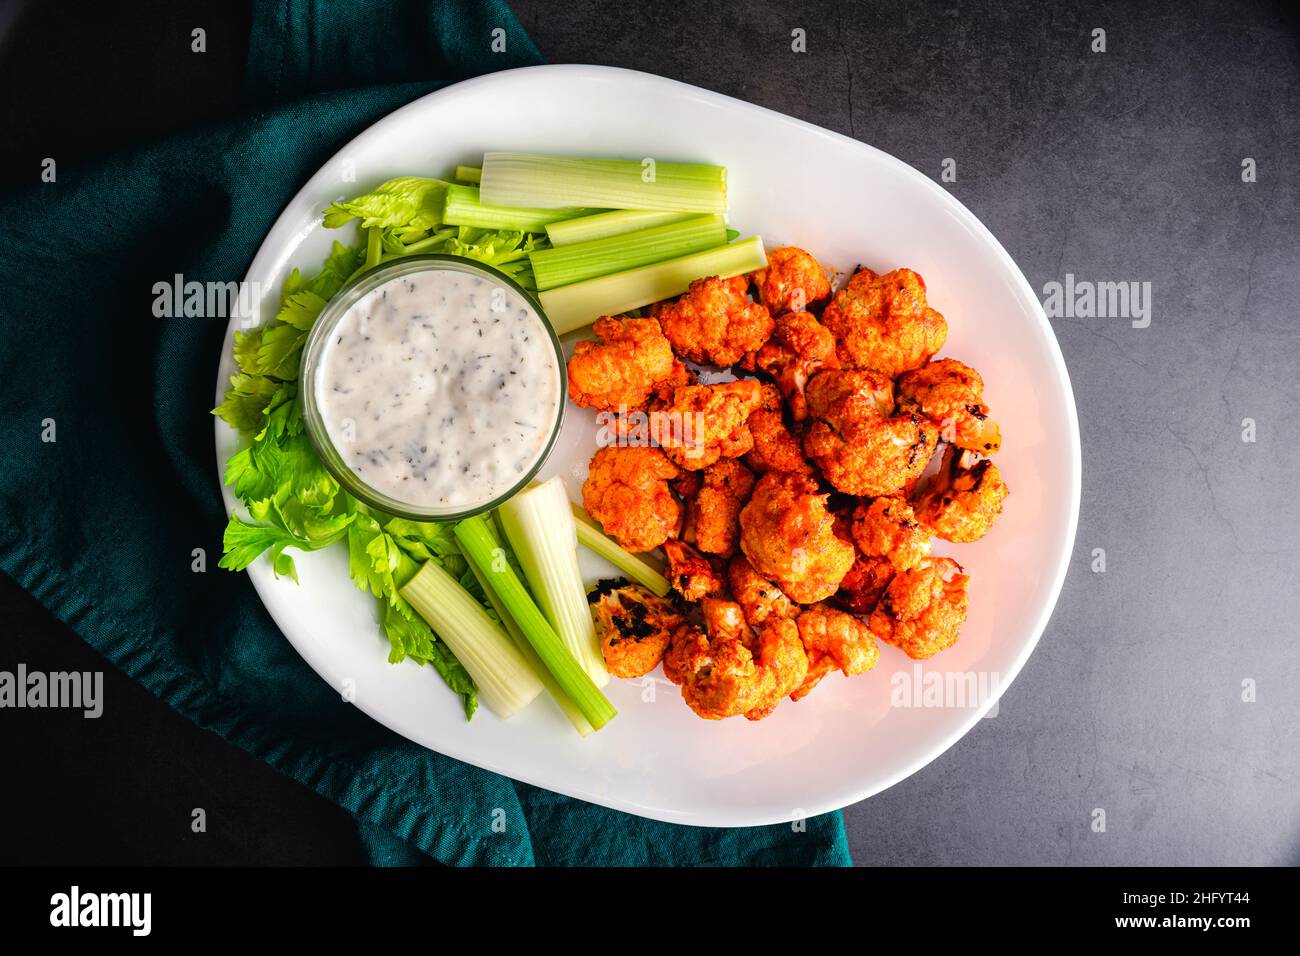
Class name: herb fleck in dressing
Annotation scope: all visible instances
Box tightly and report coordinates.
[315,268,560,510]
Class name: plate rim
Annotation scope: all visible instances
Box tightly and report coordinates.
[213,63,1082,827]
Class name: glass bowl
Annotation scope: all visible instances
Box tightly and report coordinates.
[299,255,567,522]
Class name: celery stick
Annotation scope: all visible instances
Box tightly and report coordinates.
[529,214,727,291]
[539,237,767,335]
[466,524,596,736]
[442,184,590,233]
[454,165,482,184]
[364,226,383,269]
[571,503,671,597]
[481,152,727,213]
[496,478,608,686]
[455,516,616,730]
[546,210,694,246]
[399,561,543,719]
[400,227,457,254]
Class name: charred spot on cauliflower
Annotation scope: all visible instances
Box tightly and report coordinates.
[590,580,685,678]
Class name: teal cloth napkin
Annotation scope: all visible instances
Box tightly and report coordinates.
[0,0,850,866]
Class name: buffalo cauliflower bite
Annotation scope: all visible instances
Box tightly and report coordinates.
[737,618,808,720]
[663,599,808,721]
[746,311,841,420]
[682,458,756,557]
[738,471,856,604]
[791,603,881,700]
[581,445,681,552]
[662,539,727,603]
[803,369,939,496]
[805,366,896,418]
[834,552,896,614]
[589,581,685,678]
[566,316,691,412]
[850,495,932,571]
[827,504,896,613]
[654,379,763,471]
[744,382,815,476]
[820,267,947,377]
[671,469,702,500]
[749,246,832,315]
[913,445,1009,543]
[728,554,798,627]
[868,557,970,659]
[897,358,1001,454]
[652,275,775,367]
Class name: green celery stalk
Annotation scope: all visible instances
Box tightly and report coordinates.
[399,561,543,719]
[454,165,482,184]
[528,214,727,291]
[442,183,590,233]
[495,478,608,686]
[400,227,457,255]
[546,210,695,246]
[538,236,767,335]
[454,516,616,731]
[480,152,727,213]
[571,503,670,597]
[465,523,596,737]
[574,521,670,597]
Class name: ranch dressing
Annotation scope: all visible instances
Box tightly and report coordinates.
[314,266,561,511]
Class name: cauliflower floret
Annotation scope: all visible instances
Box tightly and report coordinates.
[654,379,763,471]
[744,382,815,476]
[897,358,1001,454]
[682,458,756,557]
[652,275,774,366]
[913,445,1009,543]
[738,471,856,604]
[790,603,881,700]
[664,599,808,720]
[728,554,798,628]
[749,246,832,315]
[590,581,685,678]
[868,557,970,659]
[827,504,897,614]
[805,365,895,418]
[566,316,691,412]
[820,267,947,376]
[834,552,896,614]
[850,495,932,571]
[803,369,938,496]
[581,445,681,552]
[662,539,727,603]
[746,310,840,420]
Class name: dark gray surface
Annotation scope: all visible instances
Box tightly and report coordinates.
[512,0,1300,865]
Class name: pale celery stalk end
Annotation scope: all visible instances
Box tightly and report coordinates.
[496,478,609,688]
[399,560,543,720]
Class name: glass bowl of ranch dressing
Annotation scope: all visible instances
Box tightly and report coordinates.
[300,255,566,521]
